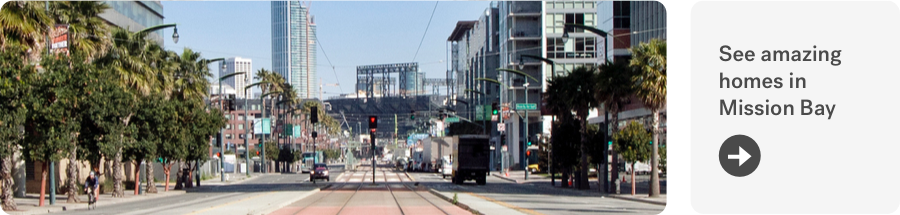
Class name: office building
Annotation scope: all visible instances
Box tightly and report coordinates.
[220,57,253,99]
[272,2,318,99]
[99,1,165,45]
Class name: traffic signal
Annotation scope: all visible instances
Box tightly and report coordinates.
[491,103,499,115]
[410,110,415,120]
[526,150,531,156]
[256,151,260,155]
[217,152,221,158]
[368,116,377,130]
[310,106,318,123]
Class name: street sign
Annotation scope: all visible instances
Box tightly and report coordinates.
[491,115,499,121]
[261,118,271,134]
[516,103,537,110]
[497,123,506,132]
[475,106,484,121]
[283,124,293,136]
[445,117,460,123]
[484,105,492,120]
[502,106,511,120]
[293,125,302,137]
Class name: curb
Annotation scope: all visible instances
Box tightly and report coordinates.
[427,188,484,215]
[491,174,520,183]
[606,195,667,206]
[10,190,188,215]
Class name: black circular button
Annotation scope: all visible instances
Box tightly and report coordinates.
[718,134,761,177]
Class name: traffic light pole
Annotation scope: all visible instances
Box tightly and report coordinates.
[245,91,250,177]
[220,76,225,182]
[524,83,529,180]
[371,131,376,184]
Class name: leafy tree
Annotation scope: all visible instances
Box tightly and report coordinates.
[630,39,666,197]
[22,53,93,205]
[264,140,279,166]
[614,121,651,195]
[659,145,666,174]
[0,44,36,210]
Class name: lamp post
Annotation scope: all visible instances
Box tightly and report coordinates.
[523,82,530,180]
[218,64,245,181]
[564,23,613,193]
[519,54,559,185]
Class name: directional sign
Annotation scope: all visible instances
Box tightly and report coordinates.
[445,117,460,123]
[516,103,537,110]
[261,118,271,134]
[728,146,752,167]
[475,106,484,121]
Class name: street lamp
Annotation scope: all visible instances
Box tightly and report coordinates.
[523,82,530,180]
[218,62,246,182]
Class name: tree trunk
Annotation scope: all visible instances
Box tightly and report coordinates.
[174,161,183,190]
[631,163,636,195]
[66,141,79,203]
[163,163,172,191]
[133,160,140,195]
[561,169,569,188]
[649,109,660,197]
[193,160,200,188]
[146,160,157,193]
[185,162,193,189]
[1,151,18,211]
[111,148,124,197]
[610,109,620,194]
[39,162,47,206]
[579,118,589,190]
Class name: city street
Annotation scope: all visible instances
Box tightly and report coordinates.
[269,164,470,215]
[57,166,343,215]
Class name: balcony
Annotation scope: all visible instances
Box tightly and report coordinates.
[508,2,541,16]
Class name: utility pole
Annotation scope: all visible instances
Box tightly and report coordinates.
[524,82,529,180]
[244,79,250,177]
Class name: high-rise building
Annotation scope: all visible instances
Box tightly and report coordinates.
[99,1,165,45]
[630,1,667,46]
[220,57,253,99]
[272,2,318,99]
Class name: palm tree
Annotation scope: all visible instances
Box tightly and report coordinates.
[98,27,157,96]
[175,48,212,102]
[595,61,637,193]
[544,66,601,190]
[629,39,666,197]
[49,1,110,61]
[0,1,52,61]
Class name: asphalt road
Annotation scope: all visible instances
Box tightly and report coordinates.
[58,165,344,215]
[408,171,666,215]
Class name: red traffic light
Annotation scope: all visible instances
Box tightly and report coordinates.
[256,151,260,155]
[526,151,531,156]
[368,116,377,129]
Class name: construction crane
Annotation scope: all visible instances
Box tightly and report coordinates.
[320,80,340,99]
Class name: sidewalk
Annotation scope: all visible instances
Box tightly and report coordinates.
[2,172,263,215]
[493,170,667,206]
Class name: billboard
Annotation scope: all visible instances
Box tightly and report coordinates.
[50,25,68,55]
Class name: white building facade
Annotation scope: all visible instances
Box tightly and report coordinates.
[220,57,253,99]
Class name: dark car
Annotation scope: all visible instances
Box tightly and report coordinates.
[310,163,329,181]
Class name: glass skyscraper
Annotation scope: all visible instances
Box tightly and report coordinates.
[272,1,317,99]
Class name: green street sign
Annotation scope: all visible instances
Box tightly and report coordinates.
[445,117,460,123]
[283,124,293,136]
[475,106,484,121]
[516,103,537,110]
[261,118,271,134]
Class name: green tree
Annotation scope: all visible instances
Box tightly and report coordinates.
[0,1,52,60]
[264,140,279,167]
[549,117,580,188]
[614,121,651,195]
[659,145,666,174]
[544,66,600,190]
[0,44,36,210]
[630,39,666,197]
[48,1,110,61]
[23,53,93,204]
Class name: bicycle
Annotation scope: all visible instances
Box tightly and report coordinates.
[85,187,96,210]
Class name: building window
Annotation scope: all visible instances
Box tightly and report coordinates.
[238,124,244,130]
[547,37,595,59]
[238,114,245,121]
[546,13,595,34]
[226,124,232,130]
[225,134,233,139]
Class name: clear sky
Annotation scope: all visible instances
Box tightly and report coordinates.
[162,1,492,99]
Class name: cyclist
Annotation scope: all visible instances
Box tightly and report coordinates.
[83,171,99,206]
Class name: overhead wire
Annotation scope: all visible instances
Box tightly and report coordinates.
[411,1,439,62]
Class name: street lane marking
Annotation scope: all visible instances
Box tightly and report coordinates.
[185,191,273,215]
[467,192,545,215]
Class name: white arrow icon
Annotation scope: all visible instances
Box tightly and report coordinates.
[727,146,752,167]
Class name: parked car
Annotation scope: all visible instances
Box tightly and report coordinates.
[441,160,453,179]
[310,163,329,182]
[527,164,541,173]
